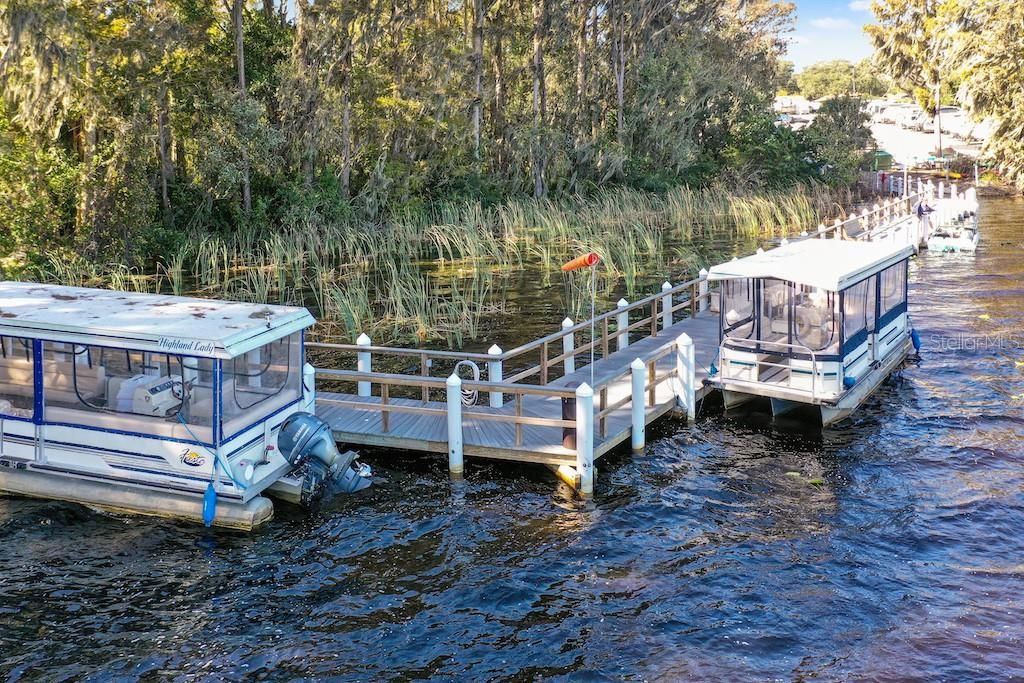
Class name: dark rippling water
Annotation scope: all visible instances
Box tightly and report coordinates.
[2,198,1023,682]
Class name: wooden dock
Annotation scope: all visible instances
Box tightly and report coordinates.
[316,310,719,469]
[308,180,961,494]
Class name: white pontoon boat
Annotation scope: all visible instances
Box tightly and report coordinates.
[926,188,980,253]
[707,240,918,426]
[927,212,979,252]
[0,282,369,530]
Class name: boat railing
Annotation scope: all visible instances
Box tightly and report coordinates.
[719,338,823,401]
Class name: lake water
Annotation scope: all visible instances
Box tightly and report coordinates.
[1,198,1022,681]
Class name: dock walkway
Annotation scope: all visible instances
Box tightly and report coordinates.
[316,311,718,468]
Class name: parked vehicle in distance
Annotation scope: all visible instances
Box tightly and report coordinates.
[895,105,924,128]
[940,109,973,138]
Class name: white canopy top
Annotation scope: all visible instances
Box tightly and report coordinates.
[0,282,315,359]
[706,239,914,292]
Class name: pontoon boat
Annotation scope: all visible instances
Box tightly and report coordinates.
[0,282,369,530]
[707,240,917,426]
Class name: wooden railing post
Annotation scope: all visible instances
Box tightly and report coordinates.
[381,384,390,432]
[616,298,629,351]
[541,340,549,384]
[575,383,594,496]
[419,352,429,402]
[602,317,610,359]
[675,332,696,422]
[356,333,371,397]
[562,317,575,374]
[698,269,709,313]
[446,373,464,477]
[630,358,645,453]
[661,281,672,330]
[689,282,697,316]
[487,344,503,408]
[303,362,316,413]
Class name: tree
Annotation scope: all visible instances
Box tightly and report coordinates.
[803,95,874,186]
[795,59,888,101]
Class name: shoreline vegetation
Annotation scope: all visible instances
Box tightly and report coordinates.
[33,183,846,347]
[1,1,879,348]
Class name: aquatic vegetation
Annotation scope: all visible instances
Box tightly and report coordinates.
[31,185,839,347]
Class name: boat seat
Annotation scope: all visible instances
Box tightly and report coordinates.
[0,357,106,404]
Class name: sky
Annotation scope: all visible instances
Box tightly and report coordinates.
[786,0,876,70]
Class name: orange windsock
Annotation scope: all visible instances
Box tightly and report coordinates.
[561,252,600,272]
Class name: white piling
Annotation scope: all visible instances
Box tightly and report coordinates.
[575,383,594,496]
[950,182,957,199]
[818,223,827,239]
[833,218,843,240]
[561,318,576,374]
[356,333,372,397]
[698,269,709,313]
[302,362,316,414]
[661,282,673,330]
[446,373,464,477]
[675,333,696,422]
[487,344,503,408]
[630,358,645,453]
[616,298,629,351]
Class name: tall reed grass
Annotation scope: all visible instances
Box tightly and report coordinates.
[36,184,837,347]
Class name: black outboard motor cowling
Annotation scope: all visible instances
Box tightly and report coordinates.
[278,412,371,505]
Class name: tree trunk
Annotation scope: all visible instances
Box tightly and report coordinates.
[571,1,590,189]
[232,0,252,213]
[471,0,485,169]
[294,0,316,188]
[612,0,626,148]
[531,0,547,198]
[157,82,174,225]
[590,4,600,141]
[492,26,507,174]
[77,113,97,252]
[340,45,353,198]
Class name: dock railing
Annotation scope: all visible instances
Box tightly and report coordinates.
[307,271,715,394]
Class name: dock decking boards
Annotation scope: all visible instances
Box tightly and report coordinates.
[317,310,719,467]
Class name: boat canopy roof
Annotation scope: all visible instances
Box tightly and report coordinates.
[0,281,315,359]
[706,239,914,292]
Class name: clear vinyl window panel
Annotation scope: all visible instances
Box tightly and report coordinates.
[880,263,907,316]
[759,279,790,344]
[0,337,35,419]
[40,343,214,442]
[842,278,873,342]
[793,285,838,353]
[722,279,755,340]
[221,332,301,437]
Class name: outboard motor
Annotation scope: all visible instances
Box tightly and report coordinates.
[277,412,371,506]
